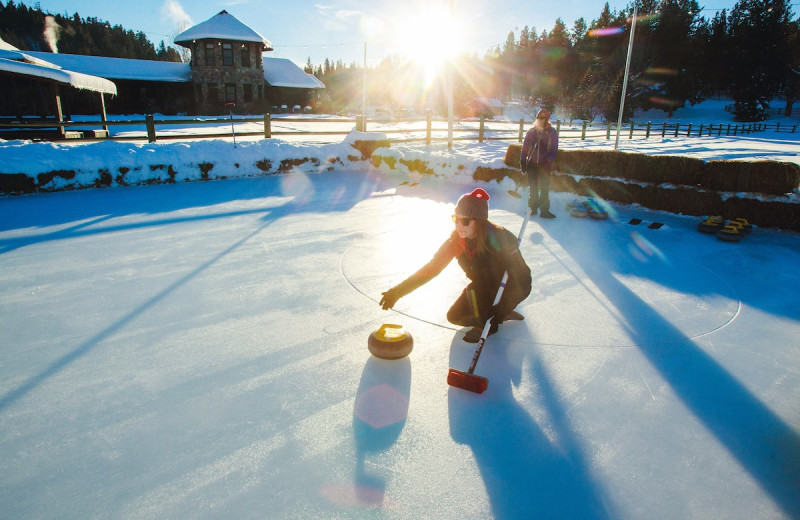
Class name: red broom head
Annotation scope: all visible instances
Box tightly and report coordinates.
[447,369,489,393]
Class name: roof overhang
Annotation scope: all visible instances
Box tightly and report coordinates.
[263,57,325,89]
[0,56,117,95]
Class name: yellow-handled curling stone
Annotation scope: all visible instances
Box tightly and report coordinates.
[368,324,413,360]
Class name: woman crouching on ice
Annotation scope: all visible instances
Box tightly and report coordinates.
[380,188,532,343]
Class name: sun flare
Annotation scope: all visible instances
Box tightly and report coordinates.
[388,6,464,85]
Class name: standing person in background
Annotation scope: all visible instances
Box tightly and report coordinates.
[520,109,559,218]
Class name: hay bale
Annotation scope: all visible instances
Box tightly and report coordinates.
[632,154,705,186]
[550,172,578,194]
[0,173,36,194]
[473,166,514,183]
[351,139,390,159]
[705,160,800,195]
[504,144,522,168]
[722,197,800,231]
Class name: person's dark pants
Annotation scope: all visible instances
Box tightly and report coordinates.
[447,283,494,327]
[526,163,551,213]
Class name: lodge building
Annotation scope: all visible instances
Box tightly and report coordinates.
[0,10,324,119]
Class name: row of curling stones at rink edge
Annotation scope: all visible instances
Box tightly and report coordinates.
[697,216,753,242]
[369,324,414,360]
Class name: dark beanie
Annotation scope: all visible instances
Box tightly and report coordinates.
[456,188,490,220]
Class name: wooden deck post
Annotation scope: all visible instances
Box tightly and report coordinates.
[100,93,108,132]
[53,84,64,136]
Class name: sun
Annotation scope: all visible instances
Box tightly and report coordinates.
[388,6,464,85]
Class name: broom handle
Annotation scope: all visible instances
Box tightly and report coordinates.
[466,207,531,374]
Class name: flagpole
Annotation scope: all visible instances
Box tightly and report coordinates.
[615,2,637,150]
[447,0,454,149]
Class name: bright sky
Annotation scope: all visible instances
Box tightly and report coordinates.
[20,0,742,68]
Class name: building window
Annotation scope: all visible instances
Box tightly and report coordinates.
[208,84,220,105]
[222,43,234,66]
[205,44,215,66]
[241,46,250,68]
[225,83,237,103]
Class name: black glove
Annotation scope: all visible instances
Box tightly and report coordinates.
[380,287,402,310]
[489,304,509,326]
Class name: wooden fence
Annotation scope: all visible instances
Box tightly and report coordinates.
[0,112,796,144]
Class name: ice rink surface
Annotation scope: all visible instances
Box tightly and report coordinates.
[1,170,798,519]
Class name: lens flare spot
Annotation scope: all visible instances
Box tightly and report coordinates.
[354,383,409,429]
[588,26,625,37]
[646,67,679,76]
[280,170,314,205]
[628,231,668,264]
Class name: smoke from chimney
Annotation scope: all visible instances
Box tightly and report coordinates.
[43,15,61,53]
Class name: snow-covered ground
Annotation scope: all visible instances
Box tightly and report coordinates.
[1,99,799,519]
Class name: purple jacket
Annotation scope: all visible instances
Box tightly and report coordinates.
[520,124,558,169]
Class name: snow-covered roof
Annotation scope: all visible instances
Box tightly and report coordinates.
[264,58,325,89]
[1,50,322,90]
[0,56,117,94]
[18,50,191,83]
[0,35,18,51]
[174,10,272,51]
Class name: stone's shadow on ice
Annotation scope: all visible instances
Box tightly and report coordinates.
[447,329,612,519]
[350,356,411,508]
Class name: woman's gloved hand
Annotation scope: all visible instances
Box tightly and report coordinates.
[380,287,402,310]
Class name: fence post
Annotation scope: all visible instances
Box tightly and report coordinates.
[263,113,271,138]
[146,114,156,143]
[581,121,587,140]
[556,120,561,134]
[479,115,484,143]
[518,119,525,142]
[629,121,634,139]
[674,124,679,137]
[606,123,611,140]
[698,124,704,137]
[686,123,692,137]
[662,122,666,138]
[426,110,432,146]
[646,121,651,138]
[718,124,722,136]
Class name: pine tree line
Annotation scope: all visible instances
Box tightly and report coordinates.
[306,0,799,121]
[0,0,182,62]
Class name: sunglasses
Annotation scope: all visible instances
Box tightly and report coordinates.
[452,215,474,226]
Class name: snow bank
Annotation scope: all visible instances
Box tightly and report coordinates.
[0,135,372,192]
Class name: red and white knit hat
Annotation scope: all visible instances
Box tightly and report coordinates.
[456,188,490,220]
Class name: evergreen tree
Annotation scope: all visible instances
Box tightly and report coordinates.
[0,1,181,61]
[728,0,795,120]
[642,0,706,115]
[785,18,799,115]
[699,9,730,96]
